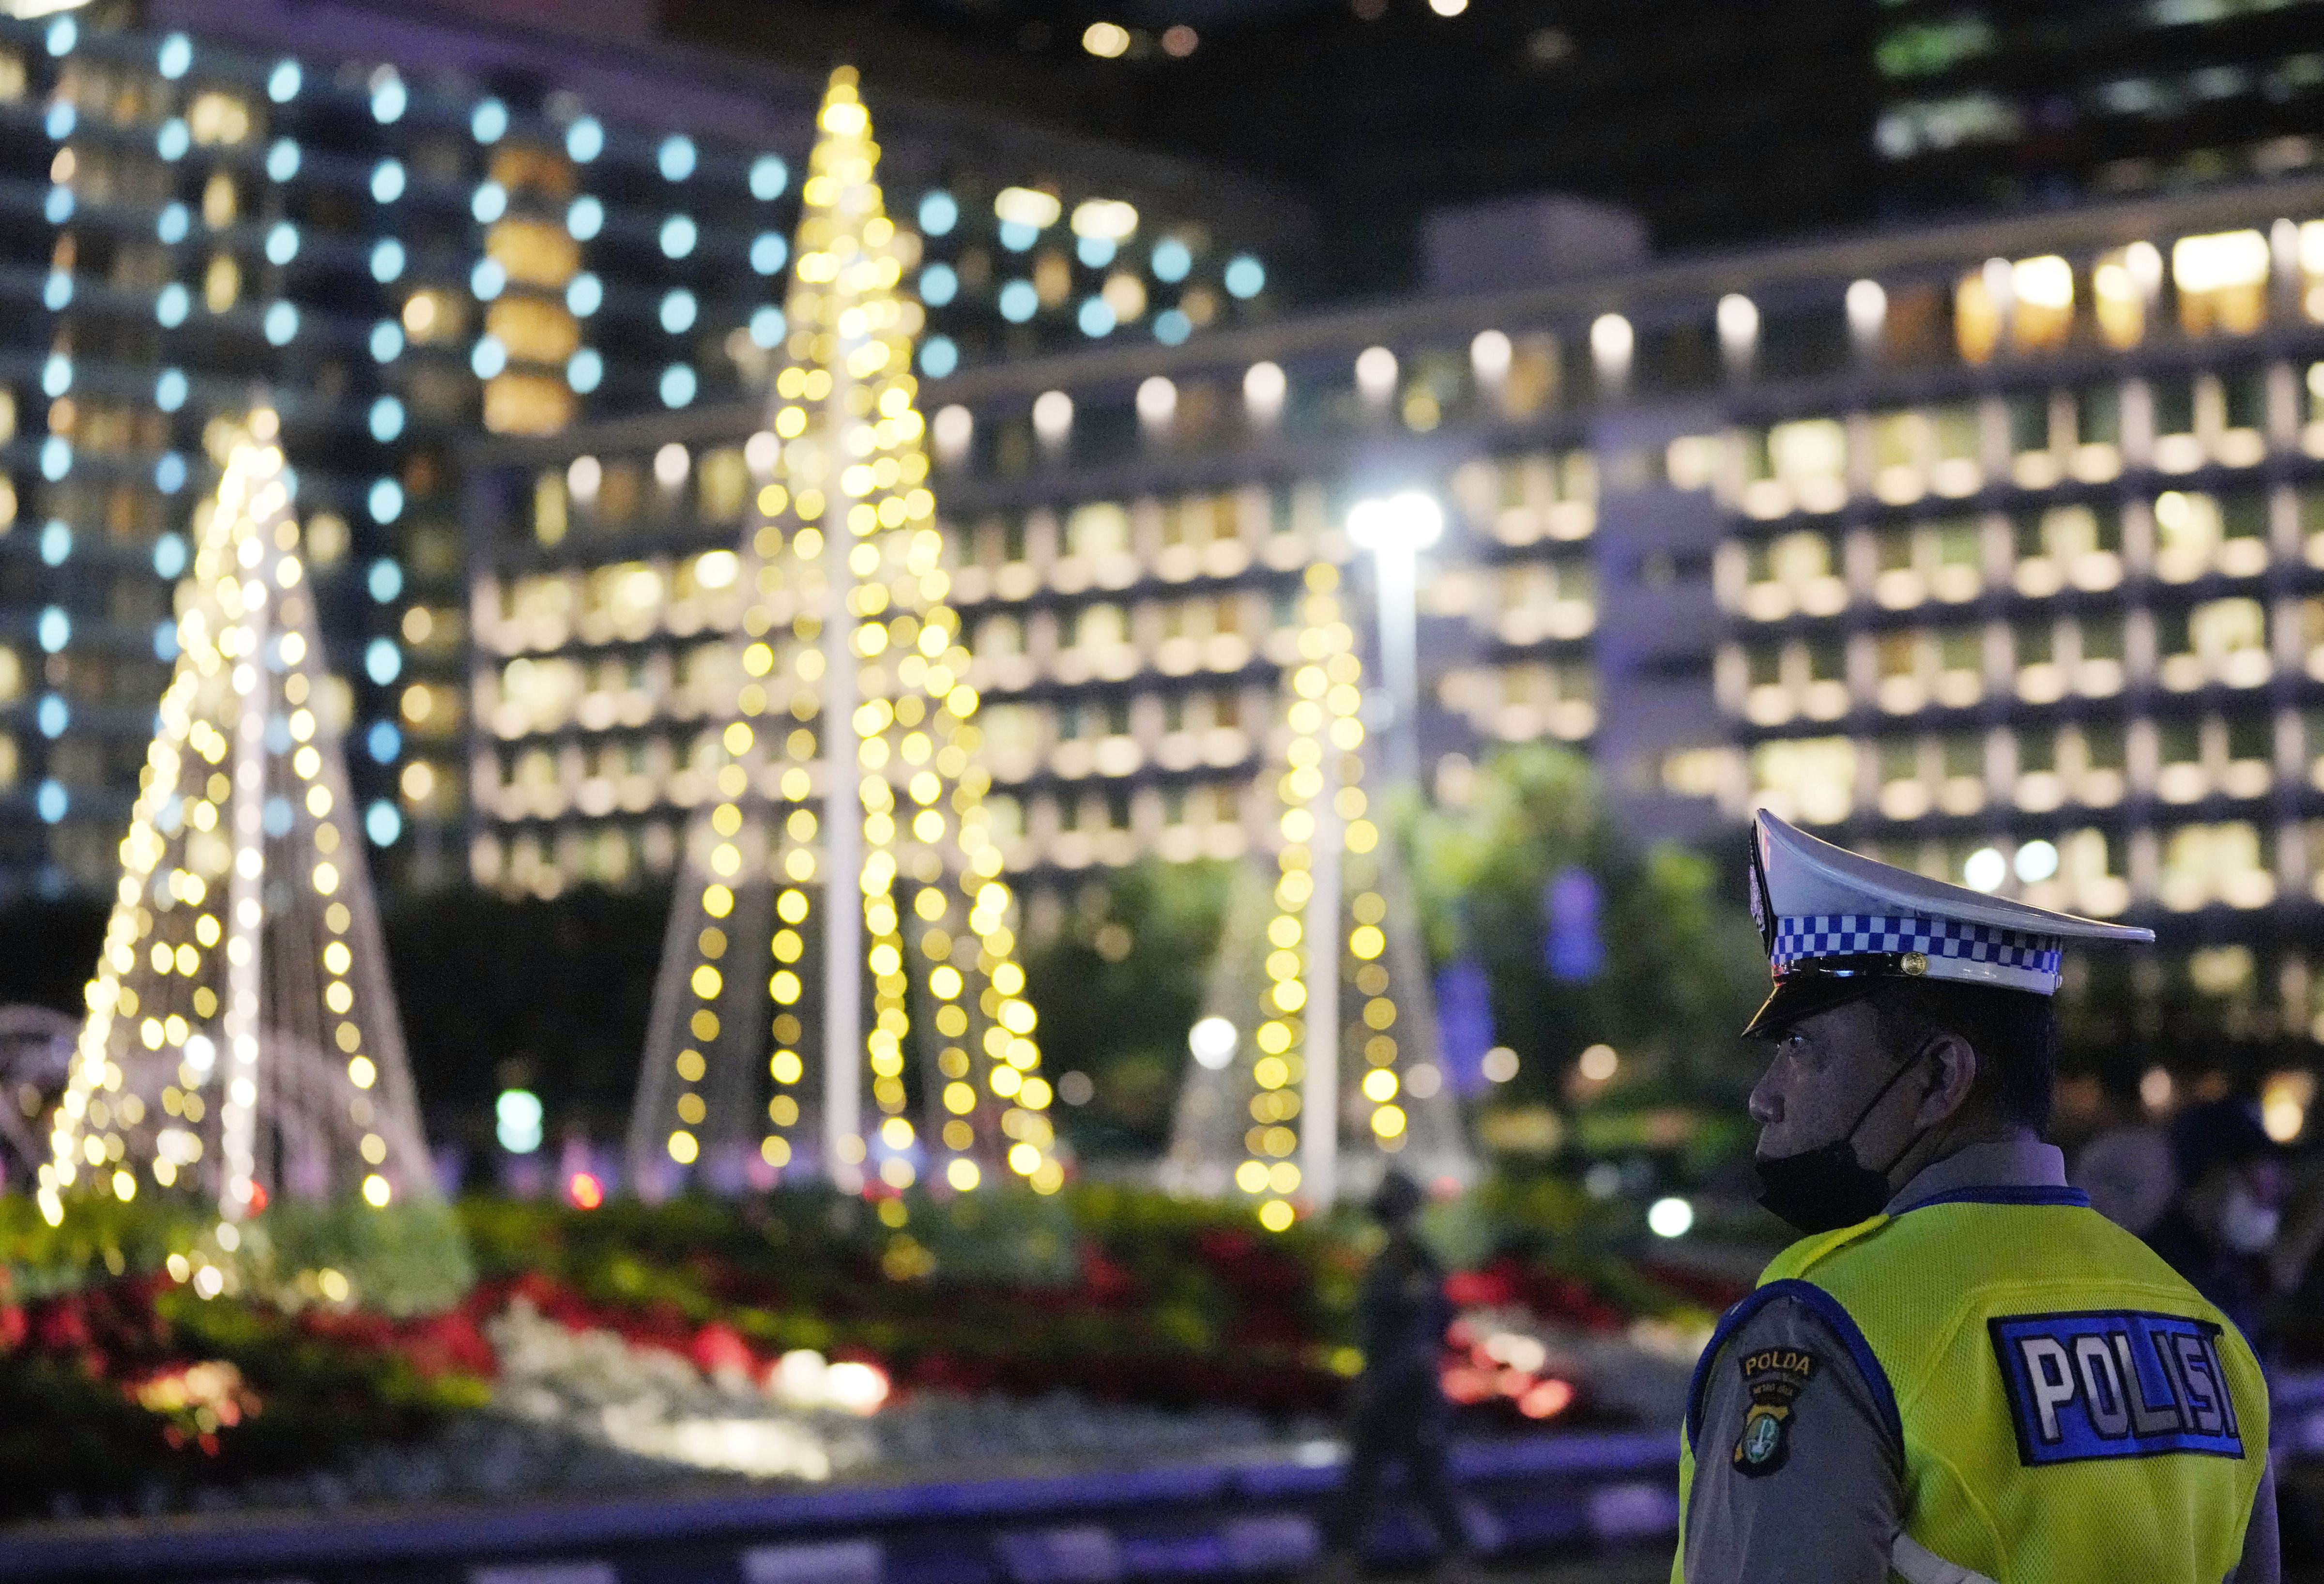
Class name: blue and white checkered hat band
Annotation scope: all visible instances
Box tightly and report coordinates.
[1773,914,2062,984]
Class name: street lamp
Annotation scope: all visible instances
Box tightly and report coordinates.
[1346,489,1443,789]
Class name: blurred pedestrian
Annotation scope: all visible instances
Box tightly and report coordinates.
[2146,1099,2282,1346]
[1321,1168,1465,1577]
[2071,1108,2178,1237]
[1673,812,2277,1583]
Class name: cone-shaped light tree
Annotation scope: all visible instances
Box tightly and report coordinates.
[1165,564,1474,1227]
[38,420,443,1293]
[627,69,1061,1202]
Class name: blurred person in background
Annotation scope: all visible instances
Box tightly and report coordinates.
[2146,1100,2282,1347]
[2069,1088,2178,1238]
[1320,1168,1465,1579]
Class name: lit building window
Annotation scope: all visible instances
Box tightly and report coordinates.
[2012,503,2122,597]
[1749,735,1855,826]
[2172,230,2269,336]
[2157,821,2275,912]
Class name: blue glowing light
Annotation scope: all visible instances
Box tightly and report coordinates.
[365,638,402,685]
[750,155,789,200]
[660,364,698,409]
[365,801,402,846]
[919,191,959,235]
[919,263,958,306]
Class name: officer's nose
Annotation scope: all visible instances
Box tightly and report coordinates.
[1747,1063,1783,1127]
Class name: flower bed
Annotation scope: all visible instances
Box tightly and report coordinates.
[0,1183,1726,1521]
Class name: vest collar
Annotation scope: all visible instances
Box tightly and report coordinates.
[1884,1135,2068,1216]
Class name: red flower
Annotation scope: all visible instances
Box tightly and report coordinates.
[689,1321,755,1378]
[1444,1268,1516,1308]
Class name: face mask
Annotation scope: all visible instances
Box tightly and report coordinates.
[1754,1048,1933,1235]
[2218,1185,2279,1254]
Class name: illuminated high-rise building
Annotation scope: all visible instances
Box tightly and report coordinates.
[0,2,1300,903]
[466,176,2324,1113]
[1873,0,2324,211]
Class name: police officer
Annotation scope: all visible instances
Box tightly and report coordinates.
[1674,812,2277,1584]
[1325,1169,1465,1571]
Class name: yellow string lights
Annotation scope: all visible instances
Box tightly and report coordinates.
[1236,564,1407,1232]
[631,69,1060,1202]
[38,422,435,1259]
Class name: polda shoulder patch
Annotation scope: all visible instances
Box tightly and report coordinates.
[1733,1345,1818,1477]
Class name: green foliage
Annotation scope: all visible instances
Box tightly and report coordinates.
[1407,744,1766,1104]
[0,1192,208,1299]
[1022,858,1237,1156]
[0,1191,472,1315]
[254,1197,474,1316]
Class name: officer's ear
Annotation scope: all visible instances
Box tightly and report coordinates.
[1911,1032,1979,1129]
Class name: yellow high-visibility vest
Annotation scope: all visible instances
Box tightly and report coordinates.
[1672,1191,2269,1584]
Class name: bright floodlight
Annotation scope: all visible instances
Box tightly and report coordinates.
[2015,839,2060,883]
[496,1089,544,1154]
[1648,1196,1695,1238]
[1189,1016,1238,1070]
[1963,846,2008,894]
[1347,490,1444,555]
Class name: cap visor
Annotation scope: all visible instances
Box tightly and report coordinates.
[1741,974,1884,1040]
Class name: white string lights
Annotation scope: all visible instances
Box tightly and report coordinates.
[629,70,1060,1208]
[1236,563,1409,1231]
[38,422,436,1282]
